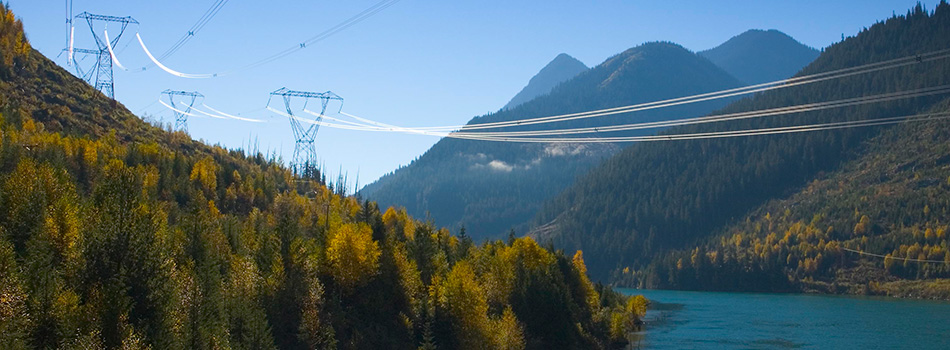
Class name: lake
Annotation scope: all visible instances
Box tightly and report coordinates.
[618,288,950,349]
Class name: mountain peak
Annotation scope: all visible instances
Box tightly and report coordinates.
[504,53,588,110]
[599,41,738,91]
[699,29,819,84]
[552,52,579,62]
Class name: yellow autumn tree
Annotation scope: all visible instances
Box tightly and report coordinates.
[190,156,218,194]
[853,215,871,236]
[509,237,554,271]
[626,295,649,318]
[572,250,600,311]
[326,222,381,291]
[492,307,525,350]
[435,261,492,350]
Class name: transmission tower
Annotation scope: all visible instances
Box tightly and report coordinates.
[161,90,203,133]
[69,12,137,99]
[268,87,343,175]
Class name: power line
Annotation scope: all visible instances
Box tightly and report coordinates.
[433,49,950,132]
[157,0,230,61]
[447,111,950,143]
[843,247,950,264]
[130,0,402,78]
[201,104,265,122]
[288,84,950,141]
[281,106,950,143]
[266,49,950,134]
[446,85,950,137]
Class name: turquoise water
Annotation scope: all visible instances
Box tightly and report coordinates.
[618,289,950,349]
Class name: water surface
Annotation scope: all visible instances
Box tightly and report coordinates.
[619,288,950,349]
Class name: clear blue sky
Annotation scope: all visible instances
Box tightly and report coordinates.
[7,0,941,188]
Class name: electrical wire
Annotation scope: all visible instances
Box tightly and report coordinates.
[202,104,266,122]
[104,29,130,71]
[280,84,950,144]
[136,100,160,115]
[281,107,950,143]
[158,99,201,117]
[448,85,950,137]
[285,85,950,140]
[185,103,228,119]
[239,0,402,72]
[266,106,452,136]
[137,32,216,78]
[257,49,950,134]
[843,247,950,264]
[408,49,950,132]
[446,111,950,143]
[132,0,401,78]
[158,0,230,61]
[303,109,436,135]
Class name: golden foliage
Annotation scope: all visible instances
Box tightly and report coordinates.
[190,156,218,193]
[433,261,492,350]
[491,307,525,350]
[572,250,600,311]
[626,295,648,318]
[326,223,381,290]
[509,237,554,271]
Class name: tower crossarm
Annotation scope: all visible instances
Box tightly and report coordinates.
[268,88,344,175]
[75,12,139,25]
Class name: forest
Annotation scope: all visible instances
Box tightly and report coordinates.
[0,4,645,349]
[533,2,950,292]
[631,100,950,299]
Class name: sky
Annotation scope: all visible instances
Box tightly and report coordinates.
[6,0,942,189]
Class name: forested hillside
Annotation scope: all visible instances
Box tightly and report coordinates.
[699,29,820,85]
[636,100,950,299]
[0,4,644,349]
[533,2,950,284]
[362,42,741,240]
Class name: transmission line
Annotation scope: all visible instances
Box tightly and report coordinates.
[448,111,950,143]
[258,49,950,134]
[843,248,950,264]
[424,49,950,132]
[447,85,950,137]
[287,84,950,141]
[131,0,402,78]
[158,0,230,61]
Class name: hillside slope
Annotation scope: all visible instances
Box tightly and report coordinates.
[637,100,950,299]
[363,42,741,240]
[0,4,641,349]
[699,29,820,84]
[504,53,588,110]
[533,3,950,283]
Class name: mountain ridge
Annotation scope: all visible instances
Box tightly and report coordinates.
[504,53,588,110]
[699,29,820,84]
[531,2,950,286]
[362,41,742,240]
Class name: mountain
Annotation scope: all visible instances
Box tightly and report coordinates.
[640,100,950,298]
[362,42,742,240]
[532,2,950,292]
[503,53,588,110]
[0,4,641,349]
[699,29,820,85]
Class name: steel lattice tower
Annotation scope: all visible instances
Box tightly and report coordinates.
[161,90,203,133]
[269,87,343,174]
[70,12,137,99]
